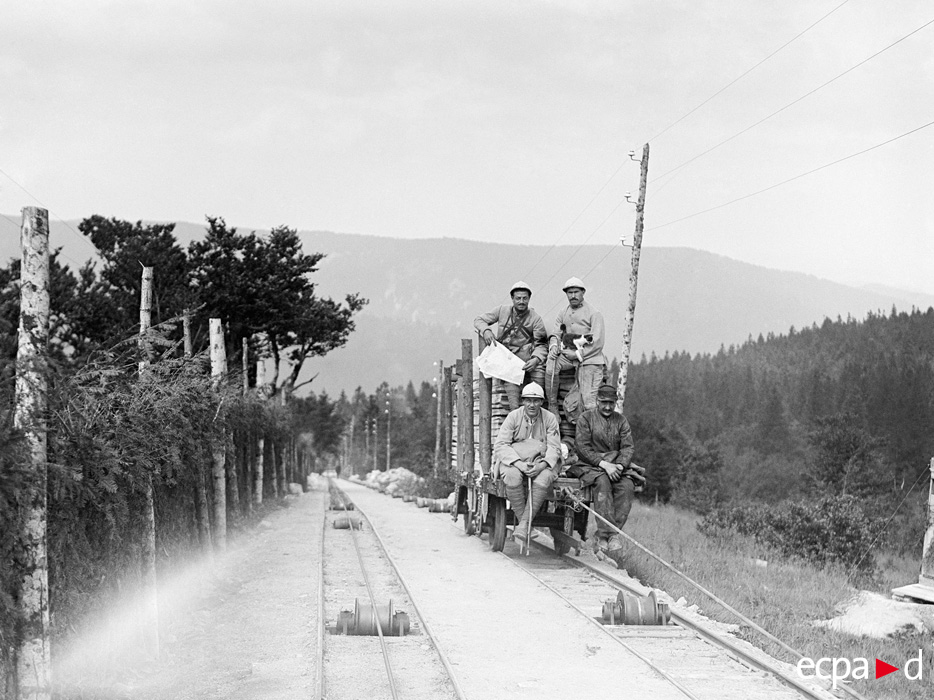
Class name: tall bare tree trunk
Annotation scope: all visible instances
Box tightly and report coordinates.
[184,311,212,558]
[15,207,51,700]
[210,319,227,551]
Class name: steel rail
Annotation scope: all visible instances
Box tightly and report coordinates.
[531,538,839,700]
[556,493,869,700]
[334,480,469,700]
[331,481,400,700]
[498,547,703,700]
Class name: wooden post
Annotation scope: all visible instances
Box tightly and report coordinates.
[433,360,443,476]
[137,266,160,658]
[461,340,475,473]
[616,142,650,412]
[182,308,193,358]
[454,360,464,471]
[242,337,249,395]
[443,365,453,471]
[210,318,227,551]
[14,207,51,700]
[478,371,492,474]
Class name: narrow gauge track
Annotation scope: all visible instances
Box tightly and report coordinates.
[318,480,464,700]
[497,534,839,700]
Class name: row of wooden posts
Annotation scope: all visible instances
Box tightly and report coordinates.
[11,207,311,700]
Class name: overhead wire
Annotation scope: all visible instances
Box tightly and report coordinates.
[647,117,934,232]
[537,116,934,319]
[646,0,854,143]
[0,166,102,264]
[524,0,860,298]
[650,15,934,184]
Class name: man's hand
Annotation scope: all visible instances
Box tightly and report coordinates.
[513,460,530,475]
[522,357,539,372]
[599,460,624,481]
[528,459,549,478]
[547,344,559,360]
[482,329,494,345]
[562,348,578,361]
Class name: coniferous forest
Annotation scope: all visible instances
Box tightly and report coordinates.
[619,307,934,557]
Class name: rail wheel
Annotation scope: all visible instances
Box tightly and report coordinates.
[464,487,477,535]
[488,497,507,552]
[551,528,570,556]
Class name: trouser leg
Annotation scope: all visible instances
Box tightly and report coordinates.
[578,364,605,411]
[502,466,526,524]
[592,473,614,539]
[503,381,521,410]
[612,477,636,531]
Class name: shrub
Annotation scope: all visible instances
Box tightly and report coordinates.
[698,495,880,571]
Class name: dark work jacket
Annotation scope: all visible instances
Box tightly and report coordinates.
[574,408,634,470]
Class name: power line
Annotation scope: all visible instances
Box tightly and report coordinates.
[648,117,934,232]
[0,166,101,258]
[651,15,934,184]
[647,0,854,143]
[519,159,629,281]
[527,1,859,300]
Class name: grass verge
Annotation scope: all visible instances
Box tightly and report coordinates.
[620,502,933,700]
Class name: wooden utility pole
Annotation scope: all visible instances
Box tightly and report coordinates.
[616,142,650,411]
[15,207,51,700]
[137,266,160,658]
[210,318,227,551]
[433,360,443,476]
[478,371,492,474]
[242,337,249,395]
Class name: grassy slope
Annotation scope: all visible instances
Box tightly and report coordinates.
[621,502,932,700]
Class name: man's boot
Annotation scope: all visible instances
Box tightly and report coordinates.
[524,484,551,537]
[505,484,527,539]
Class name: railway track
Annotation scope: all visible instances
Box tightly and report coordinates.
[318,480,464,700]
[502,535,840,700]
[331,479,845,700]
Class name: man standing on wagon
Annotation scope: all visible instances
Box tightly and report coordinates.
[546,276,606,414]
[493,383,561,545]
[572,384,645,553]
[474,281,549,410]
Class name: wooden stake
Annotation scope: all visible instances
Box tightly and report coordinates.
[443,365,453,471]
[617,142,650,411]
[461,340,475,473]
[242,337,249,395]
[434,360,443,476]
[182,308,193,358]
[15,207,51,700]
[138,266,159,658]
[478,371,492,474]
[210,318,227,551]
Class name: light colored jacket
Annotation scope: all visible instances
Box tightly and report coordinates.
[474,304,549,364]
[493,407,561,471]
[549,301,606,366]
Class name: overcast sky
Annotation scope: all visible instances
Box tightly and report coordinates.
[2,1,932,294]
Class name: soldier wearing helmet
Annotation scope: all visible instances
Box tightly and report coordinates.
[493,383,561,546]
[473,281,549,409]
[546,276,606,415]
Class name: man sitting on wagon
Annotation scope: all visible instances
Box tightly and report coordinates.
[474,281,549,410]
[572,384,646,553]
[493,383,561,544]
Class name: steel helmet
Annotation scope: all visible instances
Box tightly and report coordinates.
[520,383,545,399]
[562,276,586,292]
[509,280,532,296]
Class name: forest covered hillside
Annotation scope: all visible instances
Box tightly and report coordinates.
[622,307,934,552]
